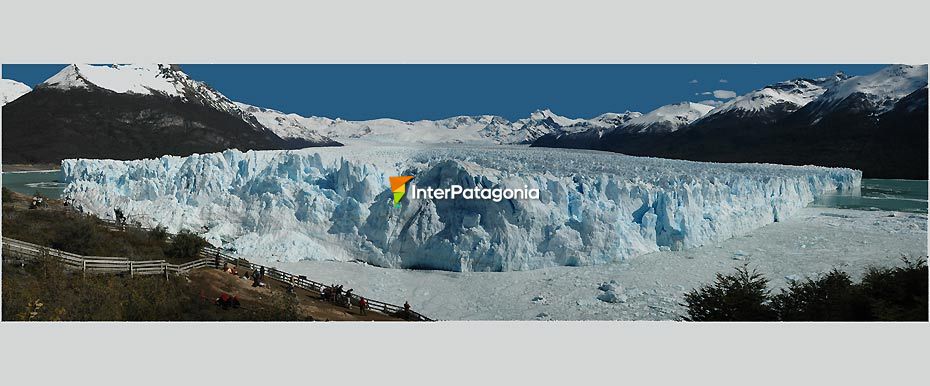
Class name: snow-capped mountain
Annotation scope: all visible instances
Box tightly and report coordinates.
[797,64,928,120]
[234,102,341,146]
[40,64,266,130]
[3,64,336,165]
[532,64,928,179]
[621,102,714,133]
[524,108,584,127]
[0,79,31,106]
[701,77,834,119]
[230,104,626,146]
[688,74,848,129]
[587,111,643,129]
[232,105,517,145]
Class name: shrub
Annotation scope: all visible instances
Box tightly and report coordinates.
[858,257,928,321]
[684,258,928,322]
[683,264,775,321]
[771,269,868,321]
[49,215,101,256]
[165,230,209,261]
[148,225,169,243]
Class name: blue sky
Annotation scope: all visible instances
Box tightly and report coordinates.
[3,64,887,121]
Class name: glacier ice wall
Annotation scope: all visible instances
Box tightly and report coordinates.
[61,146,861,272]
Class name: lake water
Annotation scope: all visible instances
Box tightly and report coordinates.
[1,170,67,199]
[811,179,928,214]
[2,170,927,213]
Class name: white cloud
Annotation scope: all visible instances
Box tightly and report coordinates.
[688,79,699,84]
[719,79,729,83]
[700,91,712,95]
[713,89,737,99]
[697,99,724,107]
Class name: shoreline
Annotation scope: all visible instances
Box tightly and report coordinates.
[2,164,60,173]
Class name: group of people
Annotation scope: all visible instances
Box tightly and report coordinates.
[321,284,370,315]
[246,266,266,288]
[208,253,419,320]
[215,256,267,288]
[29,195,47,209]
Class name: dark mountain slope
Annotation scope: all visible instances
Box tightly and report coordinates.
[2,87,322,164]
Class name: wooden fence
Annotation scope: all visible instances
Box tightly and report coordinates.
[199,246,433,321]
[2,237,212,277]
[2,235,433,321]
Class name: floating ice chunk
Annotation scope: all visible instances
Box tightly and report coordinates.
[598,291,628,303]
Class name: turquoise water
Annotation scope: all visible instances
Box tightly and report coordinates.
[811,179,928,214]
[1,170,67,199]
[2,171,927,214]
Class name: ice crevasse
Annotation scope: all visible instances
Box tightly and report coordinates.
[61,146,861,272]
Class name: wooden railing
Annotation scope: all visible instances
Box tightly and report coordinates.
[2,237,211,277]
[199,246,433,321]
[1,235,433,321]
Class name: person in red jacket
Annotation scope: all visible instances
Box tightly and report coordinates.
[359,297,368,315]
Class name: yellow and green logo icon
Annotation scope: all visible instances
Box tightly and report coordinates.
[389,176,414,208]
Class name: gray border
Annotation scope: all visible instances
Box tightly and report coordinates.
[2,1,929,384]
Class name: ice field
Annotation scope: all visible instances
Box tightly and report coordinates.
[62,145,860,272]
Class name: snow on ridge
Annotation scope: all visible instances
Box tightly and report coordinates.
[42,64,185,96]
[527,108,585,127]
[704,78,828,116]
[622,102,714,133]
[815,64,928,114]
[231,102,639,145]
[234,102,336,143]
[61,146,861,272]
[40,64,267,131]
[0,79,32,106]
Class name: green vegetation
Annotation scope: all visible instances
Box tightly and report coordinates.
[683,258,928,321]
[2,187,13,203]
[2,198,207,263]
[683,265,776,321]
[2,257,307,321]
[165,229,209,261]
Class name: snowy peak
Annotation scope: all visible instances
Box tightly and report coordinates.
[705,78,828,117]
[234,102,338,144]
[585,111,643,130]
[623,102,714,133]
[39,64,264,129]
[811,64,928,115]
[527,108,583,127]
[42,64,187,96]
[1,79,32,106]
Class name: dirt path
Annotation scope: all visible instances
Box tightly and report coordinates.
[189,268,403,321]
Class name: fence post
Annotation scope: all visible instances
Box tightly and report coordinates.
[164,264,169,281]
[82,260,86,279]
[130,261,134,278]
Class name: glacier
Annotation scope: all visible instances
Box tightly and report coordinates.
[61,146,861,272]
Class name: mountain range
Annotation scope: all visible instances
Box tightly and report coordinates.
[533,64,928,179]
[2,64,926,178]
